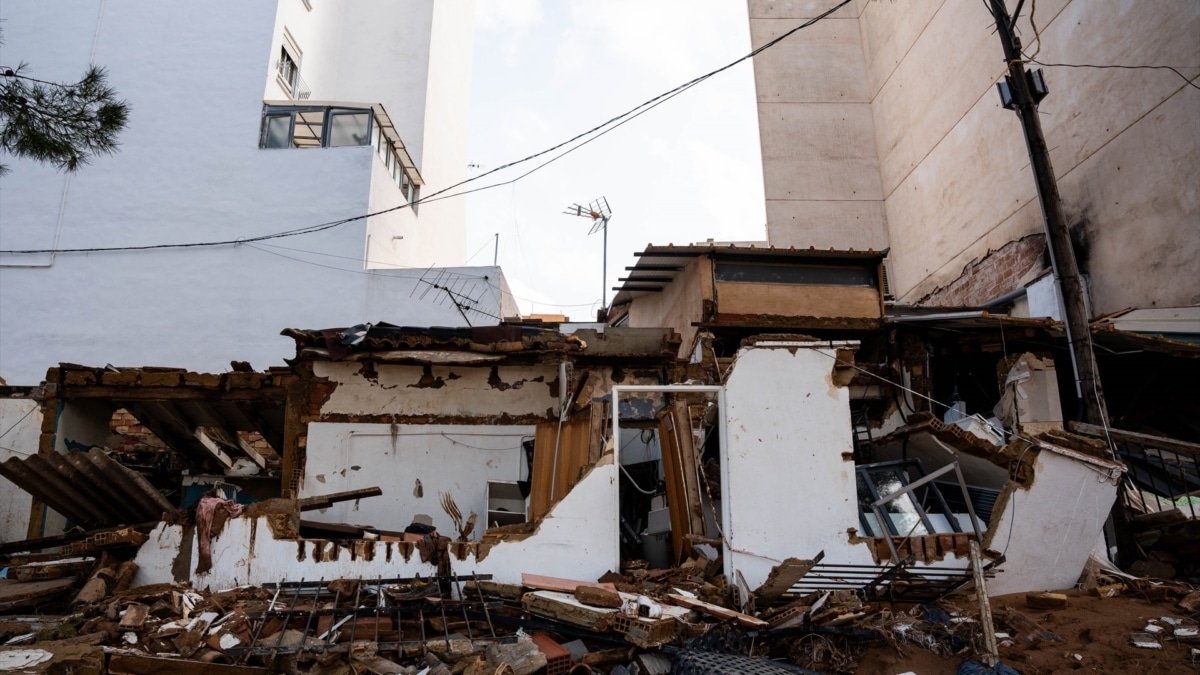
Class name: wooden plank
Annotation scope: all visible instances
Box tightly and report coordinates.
[658,401,705,564]
[1069,421,1200,455]
[522,573,616,594]
[529,409,594,521]
[193,428,234,469]
[522,590,613,631]
[234,434,268,468]
[0,577,76,611]
[297,487,383,511]
[666,594,768,628]
[60,387,286,402]
[715,282,882,320]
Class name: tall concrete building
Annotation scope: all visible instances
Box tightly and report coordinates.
[749,0,1198,316]
[0,0,513,384]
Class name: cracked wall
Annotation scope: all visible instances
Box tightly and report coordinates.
[313,362,560,420]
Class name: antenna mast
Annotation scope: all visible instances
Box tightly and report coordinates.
[563,197,612,321]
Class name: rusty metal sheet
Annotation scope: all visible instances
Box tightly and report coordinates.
[0,448,171,528]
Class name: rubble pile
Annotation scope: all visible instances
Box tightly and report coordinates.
[0,536,1199,674]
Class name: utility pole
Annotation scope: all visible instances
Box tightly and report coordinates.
[987,0,1108,428]
[989,0,1136,569]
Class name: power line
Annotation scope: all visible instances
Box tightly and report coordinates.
[1029,59,1200,91]
[0,0,852,257]
[252,241,604,308]
[243,242,502,320]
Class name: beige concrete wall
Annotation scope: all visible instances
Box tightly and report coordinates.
[626,257,713,358]
[754,0,1200,314]
[749,1,888,252]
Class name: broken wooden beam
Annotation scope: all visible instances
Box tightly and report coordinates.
[194,428,235,469]
[297,487,383,511]
[666,593,768,628]
[521,573,617,594]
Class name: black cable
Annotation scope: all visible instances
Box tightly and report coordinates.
[1030,59,1200,91]
[1,0,853,256]
[243,243,502,320]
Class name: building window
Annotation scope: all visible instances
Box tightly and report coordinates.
[275,31,310,100]
[260,106,373,149]
[714,261,876,287]
[328,111,371,147]
[261,104,422,211]
[277,48,299,94]
[262,114,293,149]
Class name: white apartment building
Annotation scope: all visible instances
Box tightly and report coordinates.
[0,0,510,385]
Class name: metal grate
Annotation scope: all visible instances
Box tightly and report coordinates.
[229,574,505,661]
[786,556,1004,605]
[1115,438,1200,519]
[673,650,821,674]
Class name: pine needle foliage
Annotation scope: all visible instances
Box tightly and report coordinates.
[0,58,130,176]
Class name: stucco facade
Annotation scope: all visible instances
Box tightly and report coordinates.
[0,0,483,385]
[750,0,1199,314]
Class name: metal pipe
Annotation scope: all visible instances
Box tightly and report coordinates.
[982,286,1028,308]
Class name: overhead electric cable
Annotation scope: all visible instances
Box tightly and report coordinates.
[1028,59,1200,90]
[1,0,852,256]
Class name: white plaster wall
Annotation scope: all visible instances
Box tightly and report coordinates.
[336,0,473,266]
[985,448,1120,596]
[267,0,348,101]
[314,362,560,419]
[133,457,620,590]
[0,399,40,542]
[364,155,422,269]
[721,342,874,589]
[0,1,483,385]
[300,423,531,536]
[405,0,476,267]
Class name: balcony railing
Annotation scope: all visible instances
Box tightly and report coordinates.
[274,59,312,101]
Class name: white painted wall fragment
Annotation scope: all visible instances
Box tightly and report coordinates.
[721,341,874,589]
[0,399,41,542]
[133,457,619,590]
[300,423,533,536]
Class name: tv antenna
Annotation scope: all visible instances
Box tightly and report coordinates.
[411,269,494,326]
[563,197,612,319]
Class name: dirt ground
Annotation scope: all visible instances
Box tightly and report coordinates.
[855,589,1199,674]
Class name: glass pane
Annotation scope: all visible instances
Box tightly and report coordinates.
[291,110,324,148]
[264,115,291,149]
[328,112,370,147]
[871,469,929,537]
[715,261,876,287]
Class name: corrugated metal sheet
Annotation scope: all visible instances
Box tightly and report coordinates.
[0,448,173,528]
[613,243,888,304]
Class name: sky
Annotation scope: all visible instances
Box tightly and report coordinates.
[464,0,767,319]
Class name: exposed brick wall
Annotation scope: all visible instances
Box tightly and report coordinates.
[110,409,152,436]
[920,234,1046,307]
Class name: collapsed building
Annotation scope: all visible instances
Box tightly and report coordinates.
[0,245,1197,671]
[3,244,1191,599]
